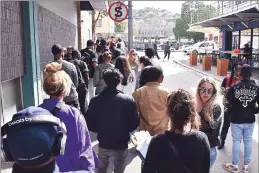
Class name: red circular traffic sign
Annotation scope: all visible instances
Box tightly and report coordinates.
[108,2,128,22]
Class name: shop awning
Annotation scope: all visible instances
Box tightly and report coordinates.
[187,25,219,33]
[80,0,108,11]
[191,5,259,28]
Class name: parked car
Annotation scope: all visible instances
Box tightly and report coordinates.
[186,41,219,55]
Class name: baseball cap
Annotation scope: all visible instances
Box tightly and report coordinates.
[5,107,59,167]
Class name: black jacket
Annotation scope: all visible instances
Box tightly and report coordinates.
[199,104,222,148]
[68,59,89,87]
[110,47,121,62]
[227,79,259,124]
[80,48,97,78]
[142,131,210,173]
[86,87,140,150]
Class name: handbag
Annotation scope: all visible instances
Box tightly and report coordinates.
[165,134,192,173]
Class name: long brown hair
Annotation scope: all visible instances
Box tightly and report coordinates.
[195,77,223,128]
[167,89,200,133]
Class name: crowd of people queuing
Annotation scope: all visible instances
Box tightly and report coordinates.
[1,35,259,173]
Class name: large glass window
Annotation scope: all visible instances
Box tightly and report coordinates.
[240,29,251,49]
[252,28,259,54]
[232,31,239,50]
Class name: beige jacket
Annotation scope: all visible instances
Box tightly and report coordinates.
[132,82,170,135]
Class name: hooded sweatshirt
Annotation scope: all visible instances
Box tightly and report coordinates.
[39,98,98,172]
[93,63,114,94]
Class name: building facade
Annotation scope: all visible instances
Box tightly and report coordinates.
[95,14,115,39]
[0,1,106,124]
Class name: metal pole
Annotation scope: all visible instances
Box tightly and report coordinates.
[128,1,133,51]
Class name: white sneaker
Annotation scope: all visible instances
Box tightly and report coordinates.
[243,165,250,173]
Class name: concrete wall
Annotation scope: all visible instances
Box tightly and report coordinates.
[0,1,24,123]
[96,15,114,34]
[37,1,78,70]
[1,1,25,82]
[81,11,92,48]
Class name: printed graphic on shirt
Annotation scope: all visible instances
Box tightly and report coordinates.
[234,86,257,107]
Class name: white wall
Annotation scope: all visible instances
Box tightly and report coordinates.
[37,1,78,48]
[81,11,92,47]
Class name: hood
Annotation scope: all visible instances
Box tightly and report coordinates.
[98,63,114,70]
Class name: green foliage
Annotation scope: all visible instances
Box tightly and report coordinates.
[115,22,127,33]
[173,18,189,40]
[174,1,216,41]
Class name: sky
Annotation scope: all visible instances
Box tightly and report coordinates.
[132,1,216,14]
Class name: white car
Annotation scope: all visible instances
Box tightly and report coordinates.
[186,41,219,55]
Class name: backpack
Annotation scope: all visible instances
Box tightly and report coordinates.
[81,51,91,67]
[225,76,242,88]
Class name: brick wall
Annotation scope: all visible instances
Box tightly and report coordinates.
[1,1,25,82]
[38,5,77,70]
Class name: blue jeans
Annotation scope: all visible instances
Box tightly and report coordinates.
[231,123,255,165]
[210,147,217,167]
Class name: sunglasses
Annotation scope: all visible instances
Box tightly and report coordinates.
[132,53,137,56]
[199,87,215,95]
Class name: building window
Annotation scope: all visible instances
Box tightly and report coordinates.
[96,19,102,27]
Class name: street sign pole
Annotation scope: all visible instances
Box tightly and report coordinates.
[128,1,133,51]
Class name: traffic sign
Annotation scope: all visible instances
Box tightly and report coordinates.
[108,1,128,22]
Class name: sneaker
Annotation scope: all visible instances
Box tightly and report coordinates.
[243,165,250,173]
[222,163,239,173]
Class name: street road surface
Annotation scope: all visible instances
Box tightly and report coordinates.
[1,52,258,173]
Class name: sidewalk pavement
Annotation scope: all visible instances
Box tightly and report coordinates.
[171,54,259,85]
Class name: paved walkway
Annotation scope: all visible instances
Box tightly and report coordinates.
[170,53,259,85]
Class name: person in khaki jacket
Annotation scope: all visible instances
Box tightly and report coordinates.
[132,66,170,135]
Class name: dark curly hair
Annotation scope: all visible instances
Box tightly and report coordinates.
[167,89,200,133]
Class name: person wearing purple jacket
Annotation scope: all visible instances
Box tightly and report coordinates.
[40,62,98,172]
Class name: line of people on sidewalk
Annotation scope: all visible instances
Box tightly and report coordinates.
[1,38,259,173]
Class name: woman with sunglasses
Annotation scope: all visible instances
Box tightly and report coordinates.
[218,63,243,149]
[127,49,139,77]
[195,77,223,168]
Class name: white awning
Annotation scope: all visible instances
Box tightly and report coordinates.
[187,25,219,33]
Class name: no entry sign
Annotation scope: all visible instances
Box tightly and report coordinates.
[108,2,128,22]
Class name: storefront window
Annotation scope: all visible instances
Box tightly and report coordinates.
[252,28,259,54]
[240,29,251,49]
[232,31,239,49]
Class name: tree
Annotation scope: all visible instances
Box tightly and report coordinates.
[92,10,107,40]
[115,22,126,33]
[173,18,189,40]
[173,1,216,42]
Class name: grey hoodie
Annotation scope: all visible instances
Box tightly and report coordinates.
[93,63,114,94]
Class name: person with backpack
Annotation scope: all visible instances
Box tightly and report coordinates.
[93,52,114,95]
[109,41,121,64]
[66,49,89,115]
[2,106,95,173]
[218,63,243,149]
[52,44,79,109]
[96,39,109,56]
[80,40,98,100]
[39,62,98,172]
[223,65,259,173]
